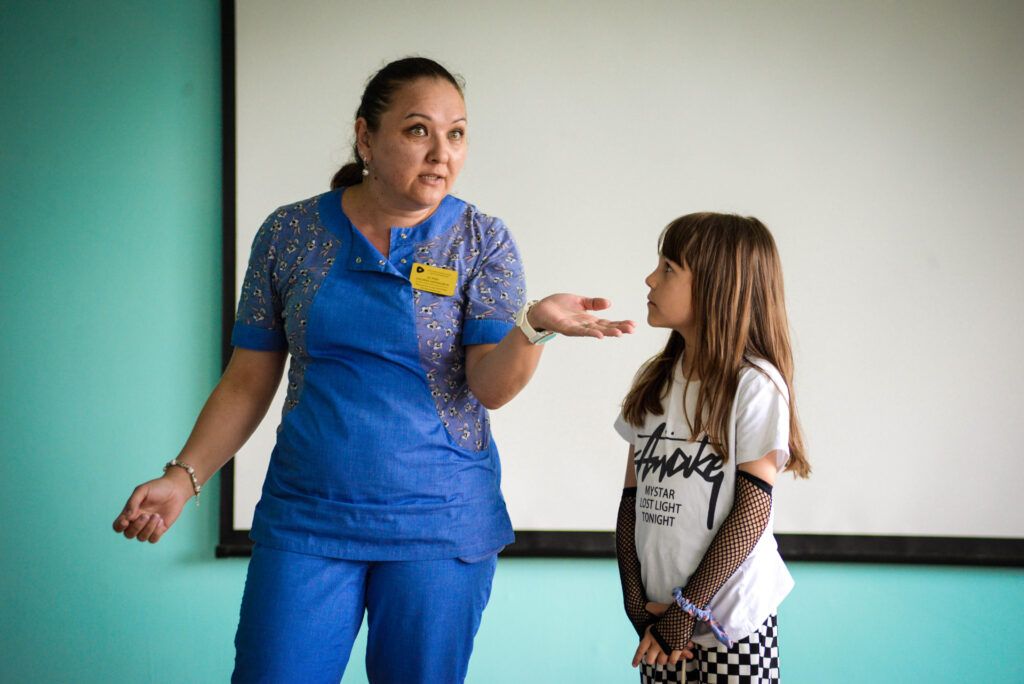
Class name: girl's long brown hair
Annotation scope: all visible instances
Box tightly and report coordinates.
[622,213,810,478]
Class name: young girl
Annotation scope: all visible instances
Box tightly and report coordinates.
[614,213,810,683]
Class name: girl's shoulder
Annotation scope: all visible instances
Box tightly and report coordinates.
[737,357,789,403]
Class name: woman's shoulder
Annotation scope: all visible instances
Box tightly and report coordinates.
[451,197,510,236]
[247,191,337,257]
[266,190,334,222]
[737,357,789,402]
[253,192,334,238]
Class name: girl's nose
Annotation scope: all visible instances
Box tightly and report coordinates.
[644,270,656,288]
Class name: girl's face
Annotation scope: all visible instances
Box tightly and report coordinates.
[358,77,467,213]
[645,255,695,337]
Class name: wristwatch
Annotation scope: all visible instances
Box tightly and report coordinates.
[515,300,557,344]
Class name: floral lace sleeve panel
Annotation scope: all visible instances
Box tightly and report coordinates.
[411,206,526,452]
[463,210,527,331]
[234,210,287,350]
[233,198,339,423]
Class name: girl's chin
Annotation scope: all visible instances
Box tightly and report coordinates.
[646,315,678,331]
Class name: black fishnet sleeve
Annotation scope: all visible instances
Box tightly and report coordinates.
[650,471,774,653]
[616,487,657,637]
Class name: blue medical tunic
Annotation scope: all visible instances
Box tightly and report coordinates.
[232,188,524,561]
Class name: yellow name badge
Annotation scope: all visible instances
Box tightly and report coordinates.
[409,263,458,296]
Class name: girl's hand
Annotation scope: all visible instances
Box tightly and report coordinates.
[111,471,193,543]
[632,625,695,668]
[528,294,636,339]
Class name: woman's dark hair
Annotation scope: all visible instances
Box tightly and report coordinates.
[330,57,465,189]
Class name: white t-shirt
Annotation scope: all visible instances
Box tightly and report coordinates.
[614,357,795,647]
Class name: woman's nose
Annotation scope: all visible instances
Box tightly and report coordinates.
[428,137,450,163]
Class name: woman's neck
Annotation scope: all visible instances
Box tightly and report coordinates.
[342,183,440,256]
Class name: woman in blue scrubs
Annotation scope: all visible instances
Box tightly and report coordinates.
[113,57,634,683]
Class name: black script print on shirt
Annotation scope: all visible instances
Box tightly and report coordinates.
[634,422,724,530]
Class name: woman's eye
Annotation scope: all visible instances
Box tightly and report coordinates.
[449,129,465,141]
[409,124,427,136]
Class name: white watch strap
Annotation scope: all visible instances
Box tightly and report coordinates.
[516,300,557,344]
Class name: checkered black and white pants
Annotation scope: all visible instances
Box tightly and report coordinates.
[639,613,779,684]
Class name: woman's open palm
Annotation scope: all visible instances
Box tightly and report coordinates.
[529,294,636,339]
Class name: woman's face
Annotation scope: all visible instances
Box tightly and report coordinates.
[359,77,467,212]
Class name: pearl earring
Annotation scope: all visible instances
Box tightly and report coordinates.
[361,157,370,177]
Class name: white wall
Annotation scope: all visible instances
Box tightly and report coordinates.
[233,0,1024,538]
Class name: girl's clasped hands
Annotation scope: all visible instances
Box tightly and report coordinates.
[632,601,695,667]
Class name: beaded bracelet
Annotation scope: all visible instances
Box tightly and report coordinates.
[164,459,201,507]
[671,588,733,648]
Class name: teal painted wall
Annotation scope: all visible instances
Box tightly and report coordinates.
[2,2,1021,682]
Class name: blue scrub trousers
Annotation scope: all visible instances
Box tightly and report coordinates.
[232,544,498,683]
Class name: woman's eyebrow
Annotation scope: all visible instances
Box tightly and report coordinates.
[403,112,467,124]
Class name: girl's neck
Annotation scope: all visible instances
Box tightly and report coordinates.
[680,330,698,380]
[680,354,697,381]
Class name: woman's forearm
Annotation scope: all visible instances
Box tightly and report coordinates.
[172,347,288,485]
[464,326,544,409]
[464,294,635,409]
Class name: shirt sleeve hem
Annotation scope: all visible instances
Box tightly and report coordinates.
[463,319,514,346]
[231,323,288,351]
[613,413,636,443]
[735,443,790,469]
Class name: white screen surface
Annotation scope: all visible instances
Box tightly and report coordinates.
[231,0,1024,540]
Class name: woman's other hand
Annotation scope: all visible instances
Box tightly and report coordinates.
[528,294,636,339]
[111,347,287,544]
[112,469,193,543]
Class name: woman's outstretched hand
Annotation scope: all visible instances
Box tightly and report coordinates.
[528,294,636,339]
[111,471,193,543]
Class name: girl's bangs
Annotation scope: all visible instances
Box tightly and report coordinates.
[658,216,706,269]
[658,219,689,264]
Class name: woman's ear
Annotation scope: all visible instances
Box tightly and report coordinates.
[355,118,371,161]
